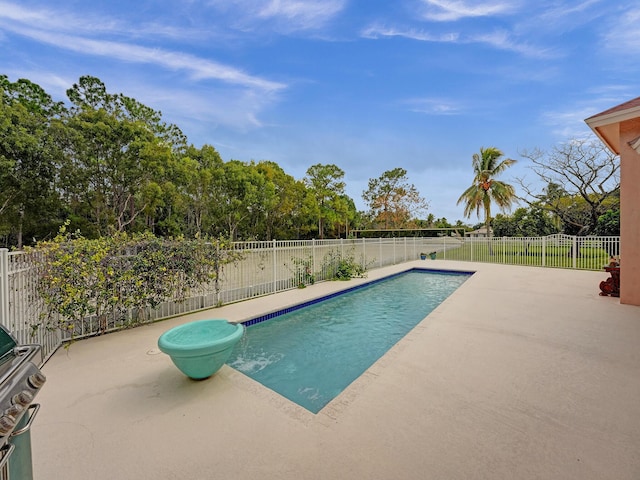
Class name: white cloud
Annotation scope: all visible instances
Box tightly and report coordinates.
[602,7,640,53]
[0,1,122,35]
[403,97,463,115]
[510,0,605,38]
[207,0,346,31]
[0,1,227,43]
[532,83,639,147]
[128,83,275,131]
[361,24,554,58]
[535,0,603,26]
[0,0,289,132]
[542,105,606,139]
[10,26,285,92]
[361,24,459,42]
[586,84,638,99]
[472,30,556,58]
[259,0,344,24]
[419,0,517,22]
[0,1,285,93]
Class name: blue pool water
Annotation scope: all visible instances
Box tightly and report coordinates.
[227,269,471,413]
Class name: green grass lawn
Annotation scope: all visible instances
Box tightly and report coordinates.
[439,241,611,270]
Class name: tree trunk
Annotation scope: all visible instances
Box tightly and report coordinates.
[16,206,24,249]
[485,212,493,255]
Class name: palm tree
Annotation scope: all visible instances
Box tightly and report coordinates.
[457,147,517,247]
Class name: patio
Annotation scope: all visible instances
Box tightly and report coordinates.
[32,261,640,479]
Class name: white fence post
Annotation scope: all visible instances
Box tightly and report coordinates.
[0,249,8,328]
[272,239,277,293]
[394,238,398,264]
[403,237,407,262]
[312,238,317,275]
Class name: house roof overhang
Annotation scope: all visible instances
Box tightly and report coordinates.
[585,97,640,155]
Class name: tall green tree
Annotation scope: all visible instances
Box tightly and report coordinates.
[255,161,316,239]
[66,75,185,150]
[181,145,224,237]
[138,141,187,236]
[0,76,66,247]
[329,194,357,238]
[304,164,347,239]
[362,167,429,229]
[243,162,277,239]
[290,181,319,239]
[492,206,558,237]
[594,209,620,236]
[63,76,183,235]
[457,147,517,240]
[64,107,154,233]
[211,160,270,240]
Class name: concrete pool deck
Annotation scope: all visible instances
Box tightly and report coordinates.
[32,261,640,479]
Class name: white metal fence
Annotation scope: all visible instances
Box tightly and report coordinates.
[0,234,620,362]
[440,234,620,270]
[0,250,62,362]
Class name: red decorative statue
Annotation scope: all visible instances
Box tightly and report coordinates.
[599,257,620,297]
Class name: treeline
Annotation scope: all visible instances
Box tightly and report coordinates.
[1,75,402,248]
[1,75,437,248]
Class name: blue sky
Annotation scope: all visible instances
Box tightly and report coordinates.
[1,0,638,222]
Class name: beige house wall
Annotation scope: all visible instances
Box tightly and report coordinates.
[619,118,640,305]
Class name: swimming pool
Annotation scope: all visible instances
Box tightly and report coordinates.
[227,268,471,413]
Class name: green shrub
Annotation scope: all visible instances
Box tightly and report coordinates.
[321,248,368,281]
[288,254,315,288]
[30,224,242,338]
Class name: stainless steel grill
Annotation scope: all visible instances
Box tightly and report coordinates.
[0,326,45,480]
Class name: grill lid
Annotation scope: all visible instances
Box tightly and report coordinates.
[0,328,16,359]
[0,326,46,441]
